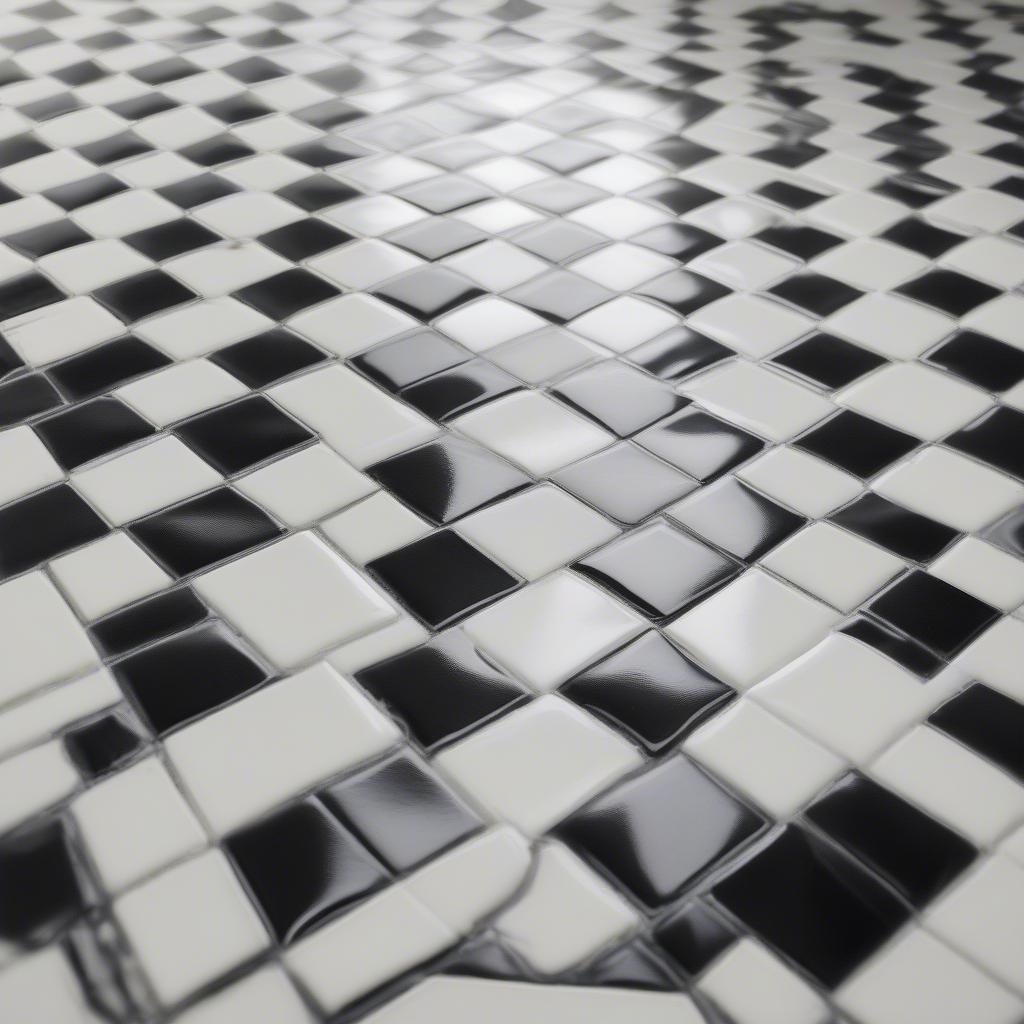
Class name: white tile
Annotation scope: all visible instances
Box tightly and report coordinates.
[489,328,600,385]
[873,447,1024,533]
[38,239,152,294]
[927,188,1024,232]
[927,857,1024,995]
[568,297,680,352]
[194,533,396,669]
[195,192,303,237]
[871,726,1024,847]
[321,491,431,565]
[288,294,417,358]
[435,297,547,352]
[0,740,78,833]
[666,569,841,692]
[435,695,642,836]
[73,758,206,894]
[961,293,1024,348]
[136,298,273,360]
[824,293,954,359]
[0,572,99,708]
[360,976,703,1024]
[837,363,992,441]
[114,850,269,1008]
[327,616,428,676]
[325,195,428,236]
[566,243,675,290]
[270,364,439,469]
[73,190,179,237]
[454,392,614,476]
[698,938,830,1024]
[164,242,291,297]
[939,236,1024,289]
[115,359,249,427]
[809,238,928,290]
[681,361,834,441]
[0,946,104,1024]
[761,522,904,612]
[309,239,423,291]
[685,700,843,817]
[753,635,945,763]
[71,437,222,526]
[685,196,777,239]
[284,885,454,1014]
[688,240,799,290]
[567,196,671,238]
[50,532,171,620]
[455,484,619,581]
[737,446,862,517]
[235,444,375,527]
[809,191,906,235]
[0,426,62,506]
[462,571,643,692]
[496,843,639,974]
[3,297,123,365]
[170,966,314,1024]
[688,294,814,358]
[954,617,1024,703]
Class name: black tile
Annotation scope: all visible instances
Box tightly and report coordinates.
[555,756,765,908]
[368,530,519,629]
[123,218,219,260]
[397,175,495,213]
[0,272,64,320]
[43,173,125,211]
[226,797,389,944]
[258,218,351,260]
[0,484,108,579]
[840,616,945,678]
[373,267,483,320]
[636,269,730,316]
[108,91,178,120]
[576,940,679,991]
[756,224,842,259]
[882,218,965,257]
[868,570,997,658]
[133,56,197,84]
[654,902,737,976]
[224,55,285,82]
[369,436,530,525]
[561,630,733,752]
[554,362,688,436]
[513,220,606,262]
[91,587,208,657]
[633,180,720,215]
[48,337,170,401]
[626,326,733,381]
[276,174,359,212]
[93,270,196,322]
[0,374,63,428]
[4,220,90,258]
[209,328,326,389]
[0,821,84,945]
[387,217,485,260]
[34,397,154,470]
[554,442,697,526]
[443,936,532,982]
[769,273,863,317]
[630,223,721,260]
[350,329,468,391]
[0,133,48,168]
[175,395,313,474]
[984,506,1024,559]
[758,180,828,209]
[322,750,480,872]
[771,333,886,389]
[927,331,1024,392]
[806,772,976,907]
[78,131,152,166]
[203,92,274,124]
[64,710,145,779]
[180,134,254,166]
[946,406,1024,480]
[574,523,738,619]
[713,825,908,987]
[0,333,21,378]
[637,408,764,482]
[157,172,240,209]
[115,625,268,734]
[129,488,283,576]
[356,629,527,750]
[897,269,1000,317]
[513,178,603,215]
[401,359,521,421]
[292,98,361,130]
[505,271,614,323]
[929,684,1024,784]
[233,268,338,320]
[796,410,919,479]
[830,493,959,563]
[284,138,369,168]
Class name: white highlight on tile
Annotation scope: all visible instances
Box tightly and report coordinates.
[0,740,78,834]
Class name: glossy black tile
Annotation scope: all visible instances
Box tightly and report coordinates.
[34,397,154,470]
[387,217,486,260]
[758,180,828,210]
[174,395,313,474]
[929,683,1024,783]
[374,267,484,320]
[769,273,863,316]
[0,485,108,580]
[805,772,976,907]
[368,530,520,629]
[561,630,733,752]
[840,615,945,678]
[443,937,532,982]
[321,750,480,872]
[63,710,145,779]
[984,505,1024,559]
[4,220,91,258]
[830,492,959,562]
[553,442,698,526]
[226,797,389,944]
[0,272,64,319]
[577,940,680,991]
[574,523,738,619]
[626,326,734,382]
[713,825,908,987]
[771,333,886,389]
[634,180,719,215]
[634,269,730,316]
[129,487,283,577]
[284,137,369,168]
[233,268,339,320]
[400,359,522,421]
[156,172,240,209]
[630,223,722,259]
[275,173,359,212]
[123,218,219,260]
[0,333,22,378]
[637,408,765,482]
[47,337,170,401]
[368,436,530,525]
[115,625,268,734]
[93,270,197,322]
[180,134,254,167]
[90,586,208,657]
[555,756,765,908]
[0,374,63,428]
[755,224,842,259]
[796,410,919,479]
[926,331,1024,392]
[881,217,965,256]
[896,269,1000,317]
[946,406,1024,480]
[209,328,327,389]
[350,329,468,391]
[654,901,737,976]
[553,361,688,437]
[506,270,614,323]
[867,570,998,658]
[203,92,274,124]
[258,218,351,260]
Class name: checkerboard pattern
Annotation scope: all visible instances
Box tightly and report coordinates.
[1,0,1024,1021]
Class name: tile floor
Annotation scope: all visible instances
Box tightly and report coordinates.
[0,0,1023,1022]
